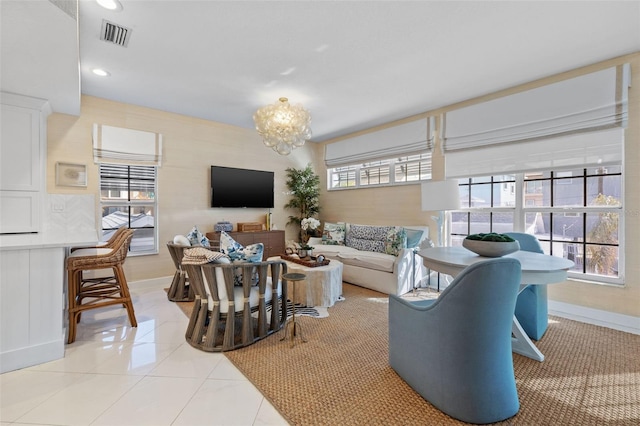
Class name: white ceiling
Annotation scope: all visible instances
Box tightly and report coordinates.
[2,1,640,142]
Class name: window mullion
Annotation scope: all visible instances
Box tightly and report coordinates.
[514,174,525,231]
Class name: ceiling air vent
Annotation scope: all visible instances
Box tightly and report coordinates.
[100,19,131,47]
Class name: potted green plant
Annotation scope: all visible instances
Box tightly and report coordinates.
[284,164,321,242]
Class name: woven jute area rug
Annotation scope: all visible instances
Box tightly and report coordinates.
[175,284,639,425]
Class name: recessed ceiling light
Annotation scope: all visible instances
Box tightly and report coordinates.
[92,68,111,77]
[96,0,123,11]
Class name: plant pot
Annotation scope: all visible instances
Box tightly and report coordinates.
[298,249,313,258]
[462,239,520,257]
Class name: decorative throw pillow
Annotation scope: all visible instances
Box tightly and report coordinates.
[233,242,264,263]
[219,231,264,262]
[173,234,191,246]
[385,226,407,256]
[346,224,390,253]
[231,260,260,286]
[219,230,244,256]
[186,225,210,247]
[322,222,346,245]
[404,228,424,249]
[213,232,265,286]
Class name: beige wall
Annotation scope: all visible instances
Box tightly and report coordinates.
[47,95,316,282]
[319,53,640,318]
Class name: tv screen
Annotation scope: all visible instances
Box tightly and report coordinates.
[210,166,274,208]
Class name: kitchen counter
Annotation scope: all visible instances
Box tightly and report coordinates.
[0,229,99,373]
[0,230,98,250]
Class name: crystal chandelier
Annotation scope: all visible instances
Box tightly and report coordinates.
[253,97,312,155]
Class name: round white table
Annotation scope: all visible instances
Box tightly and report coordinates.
[417,246,574,362]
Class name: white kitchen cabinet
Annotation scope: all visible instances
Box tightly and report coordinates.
[0,247,65,373]
[0,191,40,234]
[0,92,50,234]
[0,103,40,190]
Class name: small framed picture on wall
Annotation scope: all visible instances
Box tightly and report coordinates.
[56,162,87,187]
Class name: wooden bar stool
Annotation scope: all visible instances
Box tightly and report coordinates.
[70,226,127,253]
[66,229,137,344]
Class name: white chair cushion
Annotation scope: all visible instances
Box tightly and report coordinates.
[69,248,113,258]
[205,273,282,314]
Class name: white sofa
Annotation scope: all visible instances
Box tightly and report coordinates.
[307,225,429,296]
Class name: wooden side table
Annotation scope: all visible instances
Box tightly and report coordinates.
[281,272,308,348]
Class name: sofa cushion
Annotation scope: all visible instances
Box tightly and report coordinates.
[336,250,396,273]
[322,222,346,245]
[314,244,360,256]
[345,224,390,253]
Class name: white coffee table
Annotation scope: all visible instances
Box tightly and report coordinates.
[268,256,343,307]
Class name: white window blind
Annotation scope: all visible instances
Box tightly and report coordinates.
[325,117,434,168]
[93,124,163,166]
[443,64,630,152]
[445,128,624,179]
[443,64,630,179]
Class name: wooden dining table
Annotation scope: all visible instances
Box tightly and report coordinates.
[417,246,574,362]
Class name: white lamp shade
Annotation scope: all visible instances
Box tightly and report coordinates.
[421,180,460,211]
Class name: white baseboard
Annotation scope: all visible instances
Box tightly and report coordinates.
[549,300,640,335]
[1,338,65,373]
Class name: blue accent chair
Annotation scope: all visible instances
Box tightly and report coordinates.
[389,258,522,424]
[504,232,548,341]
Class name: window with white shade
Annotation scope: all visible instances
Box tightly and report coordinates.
[441,64,628,285]
[99,164,158,255]
[328,152,432,190]
[451,165,623,285]
[325,117,435,189]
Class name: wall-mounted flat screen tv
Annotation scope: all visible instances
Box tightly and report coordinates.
[210,166,274,208]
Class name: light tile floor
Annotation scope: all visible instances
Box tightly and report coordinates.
[0,286,289,426]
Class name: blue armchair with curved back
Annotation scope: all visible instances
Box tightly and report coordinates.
[389,257,522,424]
[504,232,548,341]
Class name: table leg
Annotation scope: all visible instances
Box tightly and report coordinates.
[280,277,307,348]
[511,316,544,361]
[511,284,545,361]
